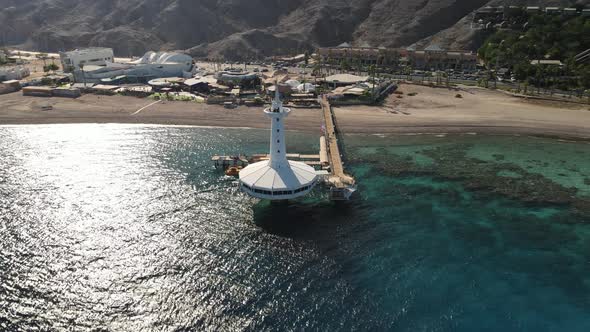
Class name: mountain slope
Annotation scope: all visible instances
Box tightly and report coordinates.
[411,0,589,50]
[0,0,588,58]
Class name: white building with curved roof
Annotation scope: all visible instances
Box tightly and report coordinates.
[130,51,193,66]
[74,51,195,83]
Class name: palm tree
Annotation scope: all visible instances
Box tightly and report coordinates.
[327,49,334,75]
[405,65,413,81]
[535,66,543,94]
[312,53,323,78]
[38,53,48,67]
[79,63,86,88]
[368,65,377,99]
[340,59,351,72]
[354,53,362,75]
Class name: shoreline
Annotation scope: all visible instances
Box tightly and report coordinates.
[2,122,589,143]
[1,83,589,140]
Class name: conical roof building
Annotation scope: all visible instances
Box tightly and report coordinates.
[239,90,318,200]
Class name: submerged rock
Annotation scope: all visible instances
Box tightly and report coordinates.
[349,141,590,217]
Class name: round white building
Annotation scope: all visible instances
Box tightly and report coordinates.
[239,90,318,200]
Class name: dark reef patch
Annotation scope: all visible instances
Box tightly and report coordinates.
[349,143,590,217]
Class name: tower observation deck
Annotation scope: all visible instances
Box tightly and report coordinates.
[239,90,318,200]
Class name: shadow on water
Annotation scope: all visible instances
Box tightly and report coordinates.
[252,198,360,239]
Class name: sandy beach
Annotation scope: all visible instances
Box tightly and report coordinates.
[335,84,590,139]
[0,93,322,132]
[1,83,589,139]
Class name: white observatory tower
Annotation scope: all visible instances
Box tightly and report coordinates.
[239,89,318,200]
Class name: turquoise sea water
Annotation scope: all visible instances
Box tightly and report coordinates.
[0,124,589,331]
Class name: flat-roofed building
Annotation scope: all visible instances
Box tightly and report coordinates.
[60,47,114,72]
[583,9,590,17]
[0,65,30,81]
[563,8,578,16]
[477,6,503,14]
[530,59,563,66]
[318,45,477,72]
[323,74,369,87]
[406,46,478,72]
[275,54,306,64]
[318,45,402,67]
[474,6,504,21]
[504,6,523,17]
[0,80,21,95]
[545,7,561,14]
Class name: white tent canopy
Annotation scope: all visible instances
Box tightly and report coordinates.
[132,51,193,65]
[297,83,316,93]
[285,79,301,87]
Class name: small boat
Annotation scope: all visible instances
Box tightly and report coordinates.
[225,166,241,177]
[211,155,249,169]
[329,186,357,201]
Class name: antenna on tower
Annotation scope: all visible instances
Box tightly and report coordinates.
[272,80,282,112]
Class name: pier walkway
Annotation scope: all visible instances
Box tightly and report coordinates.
[320,96,356,199]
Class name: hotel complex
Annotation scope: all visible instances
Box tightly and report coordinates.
[318,44,478,72]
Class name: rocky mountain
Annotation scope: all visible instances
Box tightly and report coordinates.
[0,0,588,59]
[411,0,589,50]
